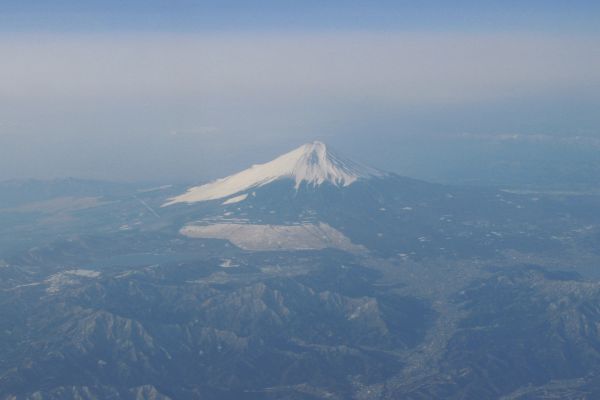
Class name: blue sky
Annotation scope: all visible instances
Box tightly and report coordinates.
[2,1,600,33]
[0,1,599,183]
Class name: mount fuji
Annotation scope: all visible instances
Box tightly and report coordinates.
[160,141,534,257]
[162,141,392,252]
[164,141,385,206]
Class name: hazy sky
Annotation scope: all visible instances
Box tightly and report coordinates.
[1,1,599,183]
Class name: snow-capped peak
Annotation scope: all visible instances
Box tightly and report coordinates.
[163,141,384,206]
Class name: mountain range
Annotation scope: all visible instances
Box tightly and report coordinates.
[1,142,600,399]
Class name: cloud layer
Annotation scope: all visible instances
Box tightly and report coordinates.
[1,33,598,102]
[0,32,599,181]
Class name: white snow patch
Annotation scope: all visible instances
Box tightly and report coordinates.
[11,282,43,289]
[222,193,248,205]
[219,259,238,268]
[45,269,100,293]
[164,141,384,206]
[65,269,101,278]
[115,270,136,279]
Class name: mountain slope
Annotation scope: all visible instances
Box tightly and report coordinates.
[163,141,385,206]
[155,141,600,258]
